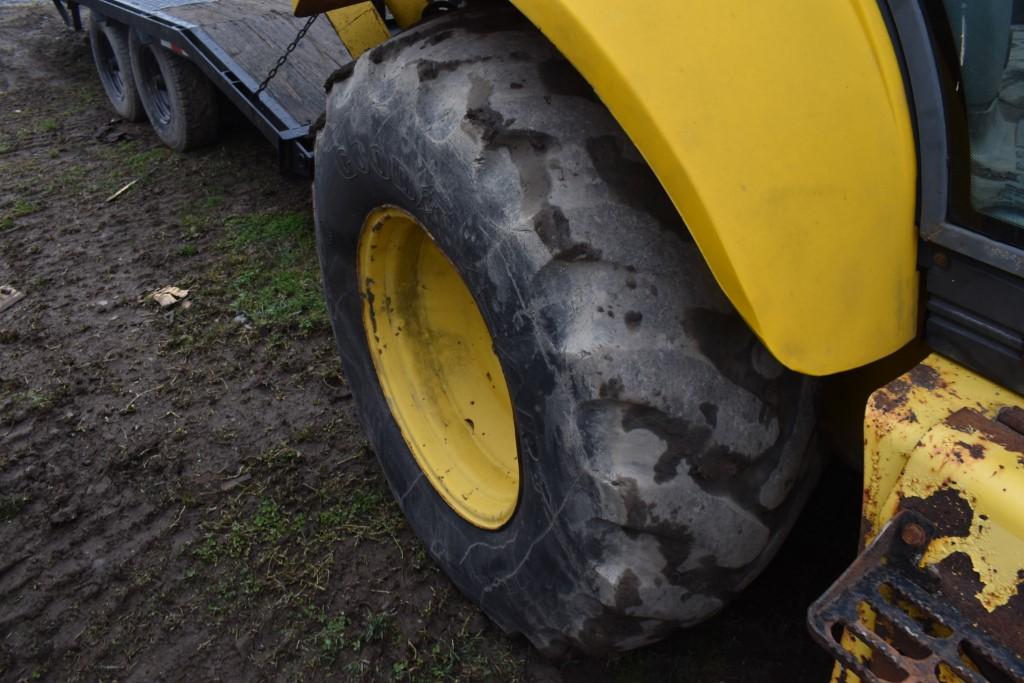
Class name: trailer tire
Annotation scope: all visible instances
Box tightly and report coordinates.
[127,30,218,151]
[315,8,821,655]
[88,13,144,122]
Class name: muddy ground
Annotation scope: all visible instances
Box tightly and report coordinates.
[0,4,861,681]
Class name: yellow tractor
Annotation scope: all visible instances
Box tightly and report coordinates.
[303,0,1024,677]
[70,0,1024,677]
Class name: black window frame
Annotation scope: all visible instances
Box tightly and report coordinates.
[882,0,1024,274]
[880,0,1024,394]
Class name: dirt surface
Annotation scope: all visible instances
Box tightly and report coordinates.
[0,4,860,681]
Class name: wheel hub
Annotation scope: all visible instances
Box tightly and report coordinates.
[358,207,520,529]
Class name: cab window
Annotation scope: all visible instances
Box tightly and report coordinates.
[940,1,1024,230]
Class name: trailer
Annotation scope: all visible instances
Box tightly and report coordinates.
[51,0,362,176]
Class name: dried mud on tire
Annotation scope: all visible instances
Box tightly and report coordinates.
[0,4,857,682]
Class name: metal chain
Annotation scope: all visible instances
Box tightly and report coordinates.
[254,14,319,98]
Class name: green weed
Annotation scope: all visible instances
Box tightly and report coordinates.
[36,118,58,133]
[315,613,351,660]
[1,198,40,228]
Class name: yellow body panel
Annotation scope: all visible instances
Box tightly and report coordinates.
[325,3,389,59]
[384,0,427,29]
[359,207,520,529]
[294,0,426,27]
[508,0,918,375]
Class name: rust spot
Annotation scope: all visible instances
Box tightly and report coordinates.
[946,408,1024,455]
[872,378,910,412]
[859,513,875,549]
[908,364,944,390]
[955,440,985,460]
[900,488,972,538]
[928,552,1024,654]
[997,405,1024,436]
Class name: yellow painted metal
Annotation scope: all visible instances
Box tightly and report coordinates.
[358,207,520,529]
[508,0,918,375]
[837,354,1024,682]
[862,354,1024,545]
[326,3,390,59]
[294,0,423,56]
[830,603,874,683]
[906,427,1024,611]
[383,0,427,29]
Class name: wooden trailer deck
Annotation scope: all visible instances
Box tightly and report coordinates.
[109,0,351,126]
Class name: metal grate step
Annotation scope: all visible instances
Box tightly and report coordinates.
[808,511,1024,683]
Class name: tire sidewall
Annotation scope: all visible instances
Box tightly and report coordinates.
[89,17,138,120]
[128,32,187,150]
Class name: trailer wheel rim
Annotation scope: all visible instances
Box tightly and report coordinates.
[358,207,520,529]
[96,31,125,99]
[139,45,172,125]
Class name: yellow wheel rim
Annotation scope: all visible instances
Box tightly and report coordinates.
[358,207,520,529]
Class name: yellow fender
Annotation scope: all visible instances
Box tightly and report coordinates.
[509,0,919,375]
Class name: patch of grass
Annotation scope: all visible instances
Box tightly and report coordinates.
[177,244,198,257]
[314,613,351,661]
[227,212,309,246]
[1,388,57,422]
[196,497,305,565]
[55,163,101,195]
[314,484,403,540]
[353,610,393,651]
[191,444,405,626]
[36,118,59,133]
[11,198,39,216]
[230,264,325,334]
[181,213,215,240]
[121,146,170,175]
[1,198,40,228]
[387,626,521,682]
[222,211,327,335]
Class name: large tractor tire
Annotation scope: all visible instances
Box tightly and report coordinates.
[88,13,145,122]
[127,30,219,151]
[314,7,820,655]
